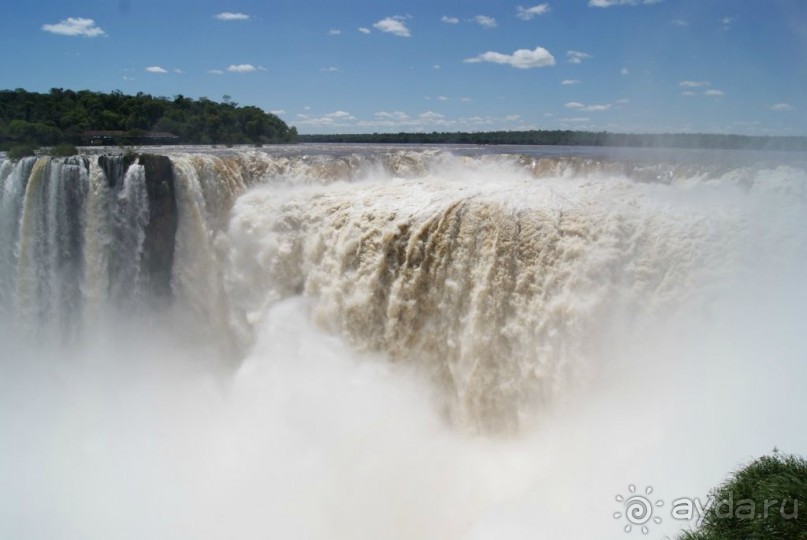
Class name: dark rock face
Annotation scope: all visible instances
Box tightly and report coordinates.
[139,154,177,300]
[98,153,138,188]
[95,153,178,302]
[58,157,91,332]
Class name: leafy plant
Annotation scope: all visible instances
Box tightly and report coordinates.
[118,143,139,162]
[7,144,37,160]
[679,451,807,539]
[50,143,78,157]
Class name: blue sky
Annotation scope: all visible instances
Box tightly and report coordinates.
[1,0,805,135]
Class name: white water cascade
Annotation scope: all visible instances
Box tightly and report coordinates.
[1,146,805,539]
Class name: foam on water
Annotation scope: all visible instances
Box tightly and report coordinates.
[0,147,805,539]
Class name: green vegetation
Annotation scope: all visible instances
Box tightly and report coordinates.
[50,143,78,157]
[0,88,297,148]
[300,130,807,151]
[7,144,37,160]
[679,451,807,539]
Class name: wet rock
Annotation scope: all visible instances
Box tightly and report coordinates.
[139,154,177,299]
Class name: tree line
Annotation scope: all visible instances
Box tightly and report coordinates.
[0,88,297,148]
[300,130,807,151]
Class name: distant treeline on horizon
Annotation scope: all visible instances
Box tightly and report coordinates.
[2,88,803,152]
[0,88,297,149]
[300,130,807,151]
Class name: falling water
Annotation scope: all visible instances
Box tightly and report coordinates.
[0,146,805,539]
[107,163,150,303]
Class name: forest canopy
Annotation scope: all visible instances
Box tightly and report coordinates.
[3,88,804,152]
[0,88,297,147]
[300,130,807,151]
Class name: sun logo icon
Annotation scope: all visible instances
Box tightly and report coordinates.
[613,484,664,534]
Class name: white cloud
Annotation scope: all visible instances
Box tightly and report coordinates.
[296,110,357,126]
[373,16,411,37]
[621,67,629,75]
[173,69,184,74]
[679,80,711,88]
[671,19,689,26]
[441,16,459,24]
[354,111,520,131]
[214,12,250,21]
[615,99,630,104]
[298,108,623,133]
[437,96,449,101]
[227,64,259,73]
[704,89,725,97]
[328,29,341,36]
[517,4,551,20]
[419,111,445,120]
[145,66,168,73]
[588,0,661,7]
[768,103,794,111]
[566,50,592,64]
[466,116,495,126]
[208,69,224,75]
[465,46,556,69]
[472,15,497,28]
[122,76,135,81]
[375,111,411,120]
[721,16,735,29]
[269,110,286,115]
[561,79,581,85]
[42,17,106,37]
[432,64,441,70]
[565,102,611,112]
[358,27,371,34]
[320,67,340,72]
[460,97,472,102]
[326,111,355,120]
[681,91,696,96]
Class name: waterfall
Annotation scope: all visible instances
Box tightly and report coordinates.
[10,157,89,338]
[0,154,175,338]
[0,148,805,431]
[1,146,806,540]
[220,160,756,431]
[107,163,150,302]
